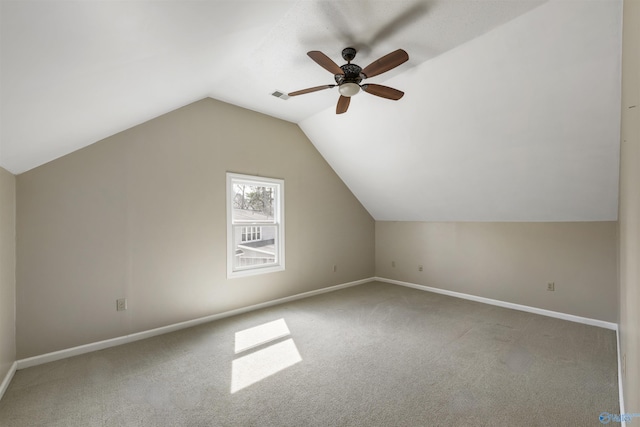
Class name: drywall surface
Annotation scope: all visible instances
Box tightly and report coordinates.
[619,0,640,413]
[375,221,617,323]
[300,0,622,222]
[0,167,16,379]
[16,98,374,358]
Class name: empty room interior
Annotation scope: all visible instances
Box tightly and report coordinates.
[0,0,639,426]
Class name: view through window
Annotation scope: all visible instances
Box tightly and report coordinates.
[227,173,284,277]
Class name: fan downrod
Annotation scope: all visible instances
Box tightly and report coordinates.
[335,48,363,86]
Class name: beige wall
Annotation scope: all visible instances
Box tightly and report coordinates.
[619,0,640,412]
[0,167,16,380]
[376,222,618,322]
[16,98,375,358]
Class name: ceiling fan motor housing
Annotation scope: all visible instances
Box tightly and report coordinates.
[335,63,363,86]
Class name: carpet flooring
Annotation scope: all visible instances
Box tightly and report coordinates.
[0,281,620,426]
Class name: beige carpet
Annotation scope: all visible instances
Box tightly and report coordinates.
[0,281,619,426]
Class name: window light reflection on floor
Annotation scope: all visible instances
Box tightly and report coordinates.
[234,318,291,354]
[231,318,302,394]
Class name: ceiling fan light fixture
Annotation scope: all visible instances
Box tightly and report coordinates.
[338,82,360,97]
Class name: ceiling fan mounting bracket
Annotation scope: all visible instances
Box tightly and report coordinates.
[341,47,357,62]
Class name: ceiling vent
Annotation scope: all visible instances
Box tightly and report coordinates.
[271,90,290,100]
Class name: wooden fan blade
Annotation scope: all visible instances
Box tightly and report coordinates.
[361,84,404,100]
[361,49,409,79]
[308,51,344,75]
[288,85,336,96]
[336,95,350,114]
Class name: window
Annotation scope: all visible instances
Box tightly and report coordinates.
[241,226,262,243]
[227,173,284,278]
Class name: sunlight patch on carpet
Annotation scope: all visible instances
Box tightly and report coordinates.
[231,319,302,394]
[234,318,291,354]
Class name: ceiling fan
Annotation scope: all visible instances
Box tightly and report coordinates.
[288,47,409,114]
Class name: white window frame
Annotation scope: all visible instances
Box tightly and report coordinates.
[226,173,285,278]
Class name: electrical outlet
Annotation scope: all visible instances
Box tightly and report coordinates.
[116,298,127,311]
[332,264,337,272]
[418,265,423,272]
[547,282,555,291]
[391,261,396,268]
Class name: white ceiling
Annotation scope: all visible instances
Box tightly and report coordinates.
[0,0,622,221]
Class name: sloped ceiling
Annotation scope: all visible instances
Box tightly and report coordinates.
[300,0,622,221]
[0,0,622,221]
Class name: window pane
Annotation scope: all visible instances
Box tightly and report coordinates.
[233,225,277,269]
[227,173,284,278]
[232,184,276,222]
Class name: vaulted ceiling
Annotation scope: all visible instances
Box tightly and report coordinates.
[0,0,622,221]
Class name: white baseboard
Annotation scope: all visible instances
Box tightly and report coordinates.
[8,276,625,415]
[16,277,373,370]
[376,277,626,416]
[374,277,618,330]
[0,362,17,401]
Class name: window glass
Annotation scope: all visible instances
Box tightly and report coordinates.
[227,174,284,278]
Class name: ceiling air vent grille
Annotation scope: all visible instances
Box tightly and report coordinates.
[271,90,290,100]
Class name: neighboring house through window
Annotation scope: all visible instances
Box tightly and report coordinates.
[226,173,284,278]
[241,226,262,243]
